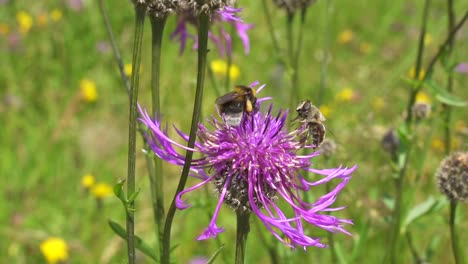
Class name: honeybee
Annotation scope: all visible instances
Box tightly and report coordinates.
[215,85,257,126]
[295,100,326,148]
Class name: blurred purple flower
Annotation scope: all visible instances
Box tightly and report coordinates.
[67,0,83,11]
[455,63,468,74]
[171,6,253,57]
[96,41,110,53]
[139,81,356,249]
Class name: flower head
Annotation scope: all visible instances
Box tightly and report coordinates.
[436,152,468,202]
[16,11,33,34]
[338,30,353,44]
[91,183,113,199]
[50,9,63,22]
[210,59,240,80]
[40,237,69,264]
[80,79,98,103]
[408,66,426,80]
[81,173,95,190]
[171,5,253,56]
[139,81,356,248]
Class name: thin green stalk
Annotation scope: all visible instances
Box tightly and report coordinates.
[443,0,455,155]
[387,2,431,264]
[449,201,462,264]
[261,0,281,56]
[286,13,298,113]
[161,13,210,264]
[208,66,222,98]
[405,0,430,127]
[318,0,331,106]
[98,0,131,93]
[126,4,146,264]
[149,15,167,253]
[224,22,236,92]
[235,212,251,264]
[253,219,280,264]
[405,231,422,263]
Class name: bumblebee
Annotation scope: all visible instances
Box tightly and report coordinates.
[295,100,326,148]
[215,85,257,126]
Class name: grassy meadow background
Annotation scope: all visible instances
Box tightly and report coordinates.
[1,0,467,263]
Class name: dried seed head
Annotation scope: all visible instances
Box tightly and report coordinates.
[130,0,180,18]
[213,165,277,213]
[320,139,337,159]
[436,152,468,202]
[381,129,399,158]
[412,102,431,120]
[272,0,317,14]
[147,0,180,18]
[180,0,236,15]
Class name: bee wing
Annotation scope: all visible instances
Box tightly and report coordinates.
[215,91,245,105]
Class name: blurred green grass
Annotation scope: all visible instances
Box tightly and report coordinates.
[1,0,467,263]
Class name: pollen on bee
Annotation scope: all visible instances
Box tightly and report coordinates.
[245,99,253,112]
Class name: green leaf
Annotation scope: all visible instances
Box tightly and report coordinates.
[350,220,370,261]
[334,242,349,264]
[401,196,438,233]
[425,80,467,107]
[113,179,126,202]
[128,188,141,203]
[108,220,158,262]
[206,244,225,264]
[425,236,440,261]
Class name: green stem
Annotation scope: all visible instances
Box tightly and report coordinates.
[405,0,430,127]
[405,231,422,263]
[126,4,146,264]
[261,0,281,56]
[98,0,131,93]
[449,201,462,264]
[318,0,331,106]
[150,15,167,254]
[388,2,431,263]
[235,212,251,264]
[443,0,455,155]
[224,22,236,92]
[253,219,280,264]
[161,13,210,264]
[286,13,297,113]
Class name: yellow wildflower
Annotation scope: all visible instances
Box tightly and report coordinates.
[124,63,143,77]
[80,79,98,103]
[81,174,95,190]
[335,87,355,102]
[40,237,69,264]
[431,138,444,152]
[124,63,132,77]
[359,42,373,54]
[91,183,113,199]
[371,97,385,111]
[210,59,241,81]
[0,23,10,35]
[16,11,33,34]
[50,9,63,22]
[319,105,332,118]
[338,29,353,44]
[408,66,426,80]
[424,33,432,46]
[415,91,431,104]
[36,13,48,27]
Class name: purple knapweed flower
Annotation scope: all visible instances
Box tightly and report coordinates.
[170,6,253,56]
[139,81,356,249]
[455,63,468,74]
